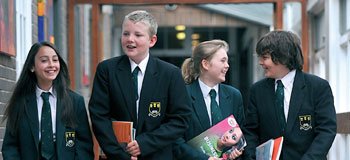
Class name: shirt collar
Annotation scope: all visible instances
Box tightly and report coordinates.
[275,69,296,87]
[129,54,149,75]
[36,86,56,99]
[198,78,219,97]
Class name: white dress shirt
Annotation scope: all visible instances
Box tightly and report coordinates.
[198,78,219,126]
[129,54,149,119]
[275,69,296,121]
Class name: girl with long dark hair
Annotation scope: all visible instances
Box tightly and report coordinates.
[2,41,93,160]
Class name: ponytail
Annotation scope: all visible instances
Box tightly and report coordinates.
[182,58,199,84]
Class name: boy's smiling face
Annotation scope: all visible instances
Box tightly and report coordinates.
[122,19,157,64]
[258,53,290,79]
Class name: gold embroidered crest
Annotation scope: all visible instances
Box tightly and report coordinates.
[65,132,75,147]
[299,115,312,131]
[148,102,161,117]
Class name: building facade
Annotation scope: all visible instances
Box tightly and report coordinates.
[0,0,349,159]
[0,0,68,158]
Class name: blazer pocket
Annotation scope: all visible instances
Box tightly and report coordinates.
[63,146,75,160]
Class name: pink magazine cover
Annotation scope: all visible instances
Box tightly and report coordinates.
[188,115,246,159]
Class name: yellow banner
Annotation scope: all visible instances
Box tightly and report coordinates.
[38,2,45,16]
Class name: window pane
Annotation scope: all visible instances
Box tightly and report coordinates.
[74,4,92,98]
[168,27,185,49]
[283,2,302,38]
[213,27,228,42]
[153,27,165,49]
[192,28,209,42]
[340,0,350,33]
[192,27,209,49]
[314,10,325,50]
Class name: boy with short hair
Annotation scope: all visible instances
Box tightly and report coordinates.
[243,30,337,160]
[89,10,191,160]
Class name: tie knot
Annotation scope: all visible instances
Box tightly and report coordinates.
[209,89,216,99]
[132,66,140,75]
[41,92,50,101]
[277,80,283,88]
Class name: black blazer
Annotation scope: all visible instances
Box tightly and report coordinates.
[89,55,191,160]
[174,79,245,160]
[2,90,94,160]
[243,70,337,160]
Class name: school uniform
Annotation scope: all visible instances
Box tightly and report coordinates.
[173,79,245,160]
[2,90,94,160]
[88,55,191,160]
[243,70,337,160]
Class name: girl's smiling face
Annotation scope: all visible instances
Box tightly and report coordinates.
[202,48,229,86]
[31,46,60,90]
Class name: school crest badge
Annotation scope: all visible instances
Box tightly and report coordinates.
[148,102,161,117]
[299,115,312,131]
[65,132,75,147]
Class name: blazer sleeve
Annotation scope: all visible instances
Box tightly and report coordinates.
[88,63,131,160]
[172,84,210,160]
[233,88,245,129]
[301,80,337,160]
[2,124,21,160]
[173,138,209,160]
[136,67,192,156]
[74,94,94,160]
[242,85,260,160]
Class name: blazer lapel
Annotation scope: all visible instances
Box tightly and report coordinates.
[190,80,211,130]
[115,56,138,123]
[26,93,40,152]
[56,98,65,154]
[286,70,305,132]
[265,79,283,133]
[137,56,158,133]
[218,84,231,119]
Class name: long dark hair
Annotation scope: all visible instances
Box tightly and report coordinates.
[3,41,76,135]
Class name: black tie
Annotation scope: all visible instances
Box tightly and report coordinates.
[41,92,54,160]
[276,80,286,132]
[209,89,223,125]
[132,67,140,100]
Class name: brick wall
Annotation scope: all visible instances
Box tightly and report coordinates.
[32,0,38,43]
[0,54,16,159]
[0,1,38,159]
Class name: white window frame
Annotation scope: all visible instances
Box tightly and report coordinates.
[16,0,32,79]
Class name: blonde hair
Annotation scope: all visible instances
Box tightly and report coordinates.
[182,39,229,84]
[123,10,158,37]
